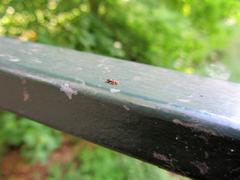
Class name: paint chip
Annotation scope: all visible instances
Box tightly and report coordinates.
[123,105,130,111]
[23,90,30,102]
[177,98,190,103]
[191,161,209,175]
[60,83,78,100]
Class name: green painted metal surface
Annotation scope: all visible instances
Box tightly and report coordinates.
[0,37,240,179]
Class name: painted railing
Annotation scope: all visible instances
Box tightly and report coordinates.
[0,37,240,179]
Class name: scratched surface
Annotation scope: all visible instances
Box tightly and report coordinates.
[0,37,240,179]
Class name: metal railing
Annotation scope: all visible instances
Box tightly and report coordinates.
[0,37,240,179]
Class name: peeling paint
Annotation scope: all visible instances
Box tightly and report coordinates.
[23,89,30,102]
[173,119,217,136]
[123,105,130,111]
[60,83,78,100]
[191,161,209,175]
[153,152,176,169]
[21,78,29,102]
[153,152,170,162]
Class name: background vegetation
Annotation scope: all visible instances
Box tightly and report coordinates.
[0,0,239,179]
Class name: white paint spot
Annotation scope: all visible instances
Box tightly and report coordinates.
[123,105,130,111]
[230,149,235,152]
[110,88,120,93]
[77,67,83,70]
[60,83,78,100]
[177,98,191,103]
[9,58,20,62]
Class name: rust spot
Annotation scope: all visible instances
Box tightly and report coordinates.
[191,161,209,175]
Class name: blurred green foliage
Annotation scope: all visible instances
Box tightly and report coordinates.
[48,146,184,180]
[0,0,239,72]
[0,112,62,163]
[0,0,239,179]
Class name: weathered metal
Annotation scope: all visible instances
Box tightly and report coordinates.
[0,37,240,179]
